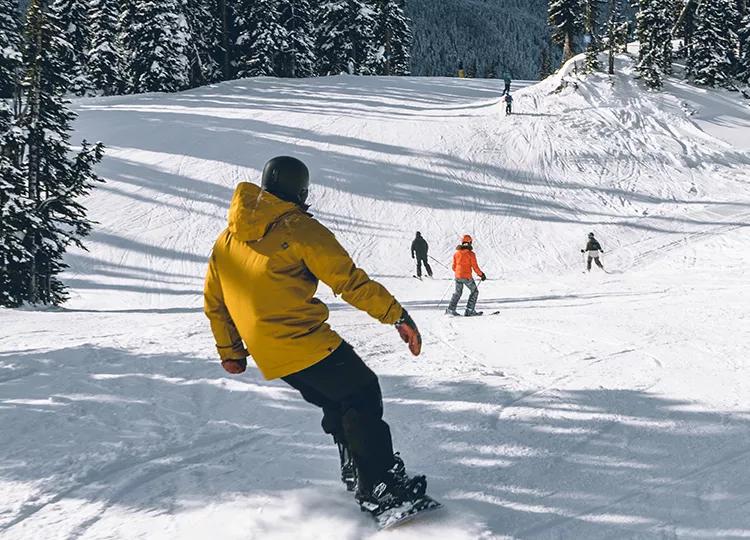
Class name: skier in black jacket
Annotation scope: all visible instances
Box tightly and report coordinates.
[411,232,432,278]
[581,232,605,272]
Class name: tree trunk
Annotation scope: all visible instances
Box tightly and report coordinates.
[563,32,575,62]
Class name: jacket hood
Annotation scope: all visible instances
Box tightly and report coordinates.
[228,182,300,242]
[456,244,473,251]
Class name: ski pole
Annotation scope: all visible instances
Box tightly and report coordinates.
[428,255,451,271]
[435,281,454,311]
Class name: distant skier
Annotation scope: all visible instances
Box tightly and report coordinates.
[503,93,513,115]
[446,235,486,316]
[502,70,512,95]
[581,232,605,272]
[411,232,432,279]
[204,156,431,517]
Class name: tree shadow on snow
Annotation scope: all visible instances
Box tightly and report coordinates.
[1,344,750,538]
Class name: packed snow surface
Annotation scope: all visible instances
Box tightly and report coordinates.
[2,55,750,539]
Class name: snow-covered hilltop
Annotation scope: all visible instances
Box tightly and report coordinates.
[2,56,750,539]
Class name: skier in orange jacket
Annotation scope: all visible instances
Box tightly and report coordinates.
[446,235,486,316]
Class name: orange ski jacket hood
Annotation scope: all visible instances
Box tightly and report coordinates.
[452,245,483,279]
[204,183,403,380]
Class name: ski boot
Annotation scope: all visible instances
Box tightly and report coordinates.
[464,309,483,317]
[356,453,427,514]
[445,308,459,316]
[337,441,358,492]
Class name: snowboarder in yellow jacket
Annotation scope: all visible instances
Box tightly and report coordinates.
[204,156,428,514]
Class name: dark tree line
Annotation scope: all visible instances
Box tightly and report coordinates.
[547,0,750,90]
[1,0,103,307]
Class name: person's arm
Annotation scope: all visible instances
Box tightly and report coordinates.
[411,240,416,258]
[299,222,402,324]
[471,252,485,278]
[204,253,249,371]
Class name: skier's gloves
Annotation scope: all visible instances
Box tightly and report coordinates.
[221,358,247,374]
[480,273,487,281]
[581,249,585,253]
[395,309,422,357]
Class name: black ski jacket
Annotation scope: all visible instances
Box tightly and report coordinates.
[411,236,429,258]
[585,239,603,252]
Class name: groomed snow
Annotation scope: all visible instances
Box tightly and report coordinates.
[2,54,750,539]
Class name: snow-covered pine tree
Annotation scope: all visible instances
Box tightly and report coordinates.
[182,0,222,86]
[315,0,377,75]
[88,0,123,95]
[0,97,32,307]
[739,14,750,84]
[276,0,316,77]
[125,0,190,93]
[371,0,413,75]
[51,0,92,95]
[0,0,22,98]
[635,0,672,89]
[691,0,739,86]
[606,0,624,74]
[584,0,601,71]
[234,0,286,77]
[548,0,584,63]
[14,0,104,306]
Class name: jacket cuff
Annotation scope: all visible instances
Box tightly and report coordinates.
[216,341,249,361]
[380,300,404,325]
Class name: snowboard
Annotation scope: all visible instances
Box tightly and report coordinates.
[371,495,442,530]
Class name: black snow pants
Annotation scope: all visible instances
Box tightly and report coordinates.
[587,256,604,271]
[505,103,512,115]
[282,341,395,492]
[415,255,432,277]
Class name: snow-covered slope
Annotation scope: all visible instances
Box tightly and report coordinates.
[2,55,750,539]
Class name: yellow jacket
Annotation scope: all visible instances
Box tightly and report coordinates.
[204,182,403,380]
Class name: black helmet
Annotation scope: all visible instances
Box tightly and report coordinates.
[588,232,595,238]
[261,156,310,205]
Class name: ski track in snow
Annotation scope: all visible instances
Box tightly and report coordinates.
[2,54,750,539]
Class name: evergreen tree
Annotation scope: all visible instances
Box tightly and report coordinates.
[739,14,750,84]
[125,0,190,93]
[691,0,739,86]
[182,0,222,86]
[234,0,286,77]
[11,0,104,306]
[606,0,624,75]
[371,0,413,75]
[0,98,32,307]
[0,0,22,98]
[274,0,315,78]
[315,0,377,75]
[548,0,584,63]
[584,0,601,71]
[88,0,123,95]
[635,0,672,89]
[51,0,92,95]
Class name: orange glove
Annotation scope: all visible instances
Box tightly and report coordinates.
[221,358,247,374]
[395,309,422,356]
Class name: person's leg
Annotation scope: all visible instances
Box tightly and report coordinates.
[447,279,464,311]
[423,258,433,277]
[587,256,593,271]
[282,342,395,494]
[416,257,422,277]
[466,279,479,312]
[595,256,604,270]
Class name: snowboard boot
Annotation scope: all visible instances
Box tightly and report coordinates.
[356,453,427,514]
[337,441,358,492]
